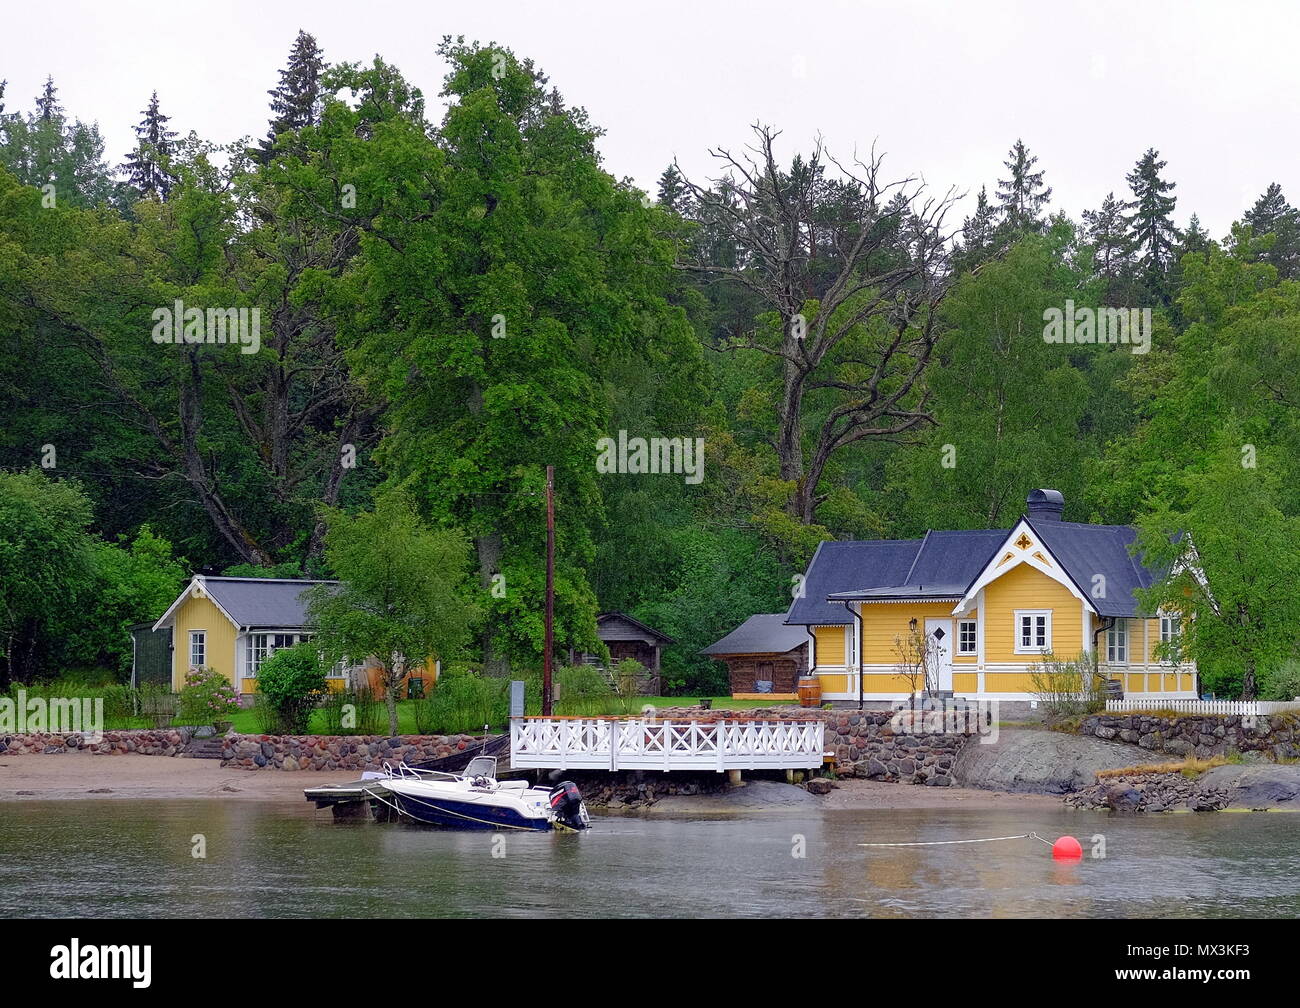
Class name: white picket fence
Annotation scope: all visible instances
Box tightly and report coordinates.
[509,717,826,772]
[1105,699,1300,716]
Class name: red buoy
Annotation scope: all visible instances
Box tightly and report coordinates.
[1052,835,1083,860]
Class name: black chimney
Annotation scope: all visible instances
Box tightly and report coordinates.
[1026,488,1064,522]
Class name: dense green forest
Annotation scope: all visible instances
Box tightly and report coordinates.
[3,31,1300,698]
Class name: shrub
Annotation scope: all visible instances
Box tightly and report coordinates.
[612,658,647,697]
[422,668,510,735]
[322,685,383,735]
[250,693,280,734]
[522,665,642,717]
[1029,651,1105,725]
[1264,660,1300,701]
[176,667,241,727]
[255,643,328,734]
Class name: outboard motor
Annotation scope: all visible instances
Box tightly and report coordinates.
[548,781,589,830]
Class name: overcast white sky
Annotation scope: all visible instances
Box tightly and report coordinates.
[5,0,1298,235]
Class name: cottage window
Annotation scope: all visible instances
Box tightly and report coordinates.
[1107,622,1128,663]
[1014,610,1051,654]
[247,632,301,676]
[958,620,977,655]
[189,631,206,668]
[1158,613,1182,663]
[1159,615,1181,645]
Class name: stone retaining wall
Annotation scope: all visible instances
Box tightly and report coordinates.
[0,729,194,755]
[220,733,485,771]
[819,709,975,785]
[654,705,979,786]
[0,728,487,770]
[1078,712,1300,761]
[3,706,980,784]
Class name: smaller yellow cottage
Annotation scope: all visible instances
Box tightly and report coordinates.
[786,489,1195,705]
[152,576,438,701]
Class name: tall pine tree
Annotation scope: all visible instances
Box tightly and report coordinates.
[34,76,60,121]
[261,30,325,158]
[656,163,690,214]
[1125,147,1179,301]
[121,91,177,200]
[1243,182,1300,279]
[1082,191,1130,282]
[995,139,1051,233]
[953,185,999,272]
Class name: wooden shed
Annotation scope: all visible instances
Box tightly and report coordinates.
[702,614,809,701]
[570,612,675,695]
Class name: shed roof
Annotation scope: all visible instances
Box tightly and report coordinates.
[595,612,676,644]
[701,614,808,656]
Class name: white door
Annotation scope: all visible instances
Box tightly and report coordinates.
[924,618,953,692]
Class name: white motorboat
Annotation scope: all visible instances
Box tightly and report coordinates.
[367,756,590,831]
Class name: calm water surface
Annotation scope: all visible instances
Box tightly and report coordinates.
[1,800,1297,917]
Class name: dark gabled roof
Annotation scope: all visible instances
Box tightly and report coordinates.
[702,614,808,656]
[823,528,1011,604]
[793,517,1160,622]
[1027,519,1156,618]
[786,539,922,625]
[202,577,335,629]
[596,612,676,644]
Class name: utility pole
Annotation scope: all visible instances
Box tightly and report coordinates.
[543,465,555,716]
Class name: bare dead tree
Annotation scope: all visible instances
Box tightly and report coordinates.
[677,124,958,524]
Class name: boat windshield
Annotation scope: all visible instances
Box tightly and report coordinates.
[463,756,498,779]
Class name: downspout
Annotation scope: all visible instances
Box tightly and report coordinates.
[1093,616,1114,691]
[850,603,864,711]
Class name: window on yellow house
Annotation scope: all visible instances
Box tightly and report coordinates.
[1107,622,1128,663]
[189,630,206,667]
[958,620,976,655]
[247,632,303,675]
[1160,615,1181,645]
[1159,614,1182,662]
[1014,610,1051,653]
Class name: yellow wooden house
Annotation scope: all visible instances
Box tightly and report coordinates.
[787,489,1195,704]
[152,576,439,701]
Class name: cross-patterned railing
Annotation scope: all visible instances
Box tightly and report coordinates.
[509,717,826,771]
[1105,699,1300,716]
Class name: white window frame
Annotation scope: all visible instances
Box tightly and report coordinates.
[246,631,306,677]
[1013,610,1052,655]
[957,619,977,655]
[845,623,858,668]
[1159,614,1181,645]
[1107,621,1128,663]
[1158,612,1182,663]
[189,630,206,668]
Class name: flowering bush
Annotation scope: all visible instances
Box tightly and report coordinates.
[177,667,241,728]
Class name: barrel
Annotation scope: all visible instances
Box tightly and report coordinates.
[797,676,822,708]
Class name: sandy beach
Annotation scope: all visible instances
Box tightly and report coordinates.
[0,753,1056,810]
[0,752,361,802]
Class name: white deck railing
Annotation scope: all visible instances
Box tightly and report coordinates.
[509,717,826,772]
[1105,699,1300,716]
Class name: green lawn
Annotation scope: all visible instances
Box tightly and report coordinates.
[84,695,790,736]
[210,695,794,736]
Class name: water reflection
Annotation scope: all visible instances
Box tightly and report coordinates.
[1,801,1296,918]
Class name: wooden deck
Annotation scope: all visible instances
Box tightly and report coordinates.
[509,716,825,772]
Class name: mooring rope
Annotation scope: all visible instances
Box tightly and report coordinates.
[859,831,1055,848]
